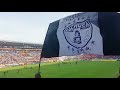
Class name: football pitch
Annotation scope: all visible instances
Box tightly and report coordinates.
[0,60,119,78]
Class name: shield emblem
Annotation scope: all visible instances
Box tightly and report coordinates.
[63,19,93,49]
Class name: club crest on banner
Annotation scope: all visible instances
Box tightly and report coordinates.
[63,19,93,49]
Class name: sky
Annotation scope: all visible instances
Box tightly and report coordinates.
[0,12,79,44]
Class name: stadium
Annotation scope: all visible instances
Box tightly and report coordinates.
[0,40,42,68]
[0,12,120,78]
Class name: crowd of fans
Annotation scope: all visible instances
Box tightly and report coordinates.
[41,54,120,62]
[0,48,120,68]
[0,48,41,68]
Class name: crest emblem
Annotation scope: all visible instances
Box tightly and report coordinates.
[63,19,93,49]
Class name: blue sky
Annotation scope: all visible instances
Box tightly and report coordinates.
[0,12,79,44]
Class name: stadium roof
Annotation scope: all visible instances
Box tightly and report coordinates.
[0,40,42,49]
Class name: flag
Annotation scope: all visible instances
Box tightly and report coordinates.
[41,12,120,58]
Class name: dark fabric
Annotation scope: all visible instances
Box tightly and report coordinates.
[41,20,60,58]
[98,12,120,55]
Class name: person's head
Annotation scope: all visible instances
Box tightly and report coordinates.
[35,72,41,78]
[75,31,80,36]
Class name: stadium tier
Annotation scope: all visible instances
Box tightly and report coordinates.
[0,40,42,49]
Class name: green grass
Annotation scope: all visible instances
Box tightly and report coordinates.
[0,60,119,78]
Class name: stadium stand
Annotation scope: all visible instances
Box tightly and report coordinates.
[0,40,120,68]
[0,40,42,68]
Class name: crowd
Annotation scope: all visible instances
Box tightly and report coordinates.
[0,48,120,68]
[41,54,98,62]
[41,54,120,62]
[0,48,41,68]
